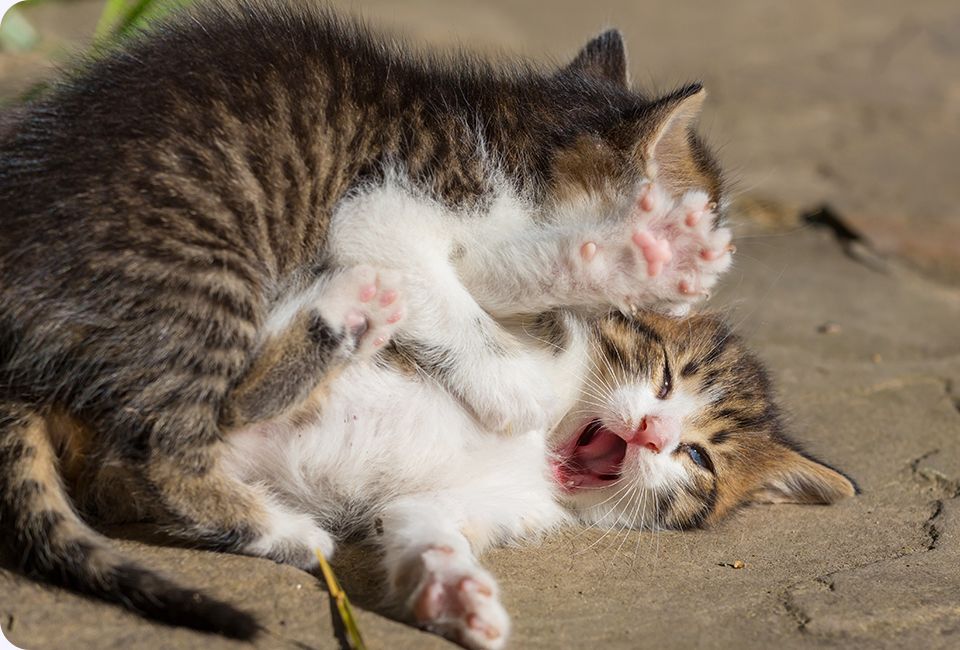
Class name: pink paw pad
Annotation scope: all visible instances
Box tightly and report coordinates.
[358,284,377,302]
[632,230,673,277]
[344,310,367,332]
[327,265,406,357]
[580,241,598,262]
[379,289,398,306]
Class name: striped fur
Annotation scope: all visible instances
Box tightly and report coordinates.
[0,1,726,634]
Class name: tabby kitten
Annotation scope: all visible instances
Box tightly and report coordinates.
[0,1,730,636]
[224,308,857,650]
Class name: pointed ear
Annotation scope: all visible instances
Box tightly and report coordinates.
[642,83,707,178]
[753,446,859,505]
[563,29,629,87]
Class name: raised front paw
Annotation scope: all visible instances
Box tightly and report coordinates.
[410,546,509,650]
[319,265,406,357]
[572,182,733,313]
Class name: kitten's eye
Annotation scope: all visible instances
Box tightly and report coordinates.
[684,444,713,472]
[656,354,672,400]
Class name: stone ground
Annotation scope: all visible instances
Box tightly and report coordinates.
[1,1,959,649]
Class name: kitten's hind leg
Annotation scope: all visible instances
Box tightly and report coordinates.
[222,265,405,428]
[380,497,509,650]
[138,268,401,568]
[143,441,330,566]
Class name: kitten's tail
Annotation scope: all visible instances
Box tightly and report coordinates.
[0,399,259,639]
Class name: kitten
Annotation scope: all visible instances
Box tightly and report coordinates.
[223,307,857,650]
[0,1,732,634]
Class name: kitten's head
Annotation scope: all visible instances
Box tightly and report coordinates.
[550,311,857,530]
[538,31,723,219]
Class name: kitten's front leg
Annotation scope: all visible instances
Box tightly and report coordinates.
[397,265,557,434]
[462,182,733,317]
[329,186,554,434]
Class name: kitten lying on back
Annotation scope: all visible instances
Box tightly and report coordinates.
[0,1,733,633]
[225,304,856,650]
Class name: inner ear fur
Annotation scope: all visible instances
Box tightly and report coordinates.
[752,445,859,505]
[563,29,629,87]
[638,84,707,184]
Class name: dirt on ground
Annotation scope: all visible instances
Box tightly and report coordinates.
[1,1,959,649]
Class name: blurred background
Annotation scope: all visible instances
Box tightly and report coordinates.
[2,0,959,284]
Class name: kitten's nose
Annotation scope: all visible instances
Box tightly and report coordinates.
[632,416,680,454]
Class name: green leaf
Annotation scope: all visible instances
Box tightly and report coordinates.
[316,549,368,650]
[95,0,194,43]
[0,8,38,52]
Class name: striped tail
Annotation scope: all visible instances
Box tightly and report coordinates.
[0,400,259,639]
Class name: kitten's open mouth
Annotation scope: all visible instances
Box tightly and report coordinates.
[554,420,627,492]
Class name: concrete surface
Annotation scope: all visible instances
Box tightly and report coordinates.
[2,1,959,649]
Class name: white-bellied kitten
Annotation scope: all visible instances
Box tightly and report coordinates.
[224,309,856,650]
[329,172,731,435]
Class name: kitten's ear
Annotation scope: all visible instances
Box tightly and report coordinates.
[563,29,629,87]
[753,446,859,505]
[641,83,707,180]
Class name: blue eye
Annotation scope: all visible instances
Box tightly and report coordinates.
[686,445,711,471]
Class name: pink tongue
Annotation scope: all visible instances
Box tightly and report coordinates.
[574,430,625,476]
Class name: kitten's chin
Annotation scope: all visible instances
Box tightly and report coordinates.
[552,420,626,492]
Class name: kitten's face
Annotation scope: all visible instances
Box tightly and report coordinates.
[543,31,723,219]
[550,312,856,530]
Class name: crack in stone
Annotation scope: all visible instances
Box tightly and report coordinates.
[780,492,950,637]
[781,589,811,632]
[945,378,960,416]
[908,449,960,499]
[924,500,944,551]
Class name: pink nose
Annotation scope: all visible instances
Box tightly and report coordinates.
[631,416,680,454]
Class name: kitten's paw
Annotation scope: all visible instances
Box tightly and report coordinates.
[319,265,406,357]
[244,509,335,570]
[410,547,509,650]
[573,182,733,313]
